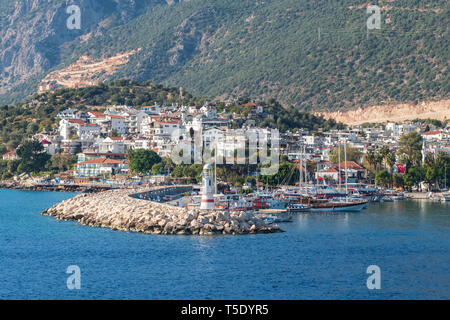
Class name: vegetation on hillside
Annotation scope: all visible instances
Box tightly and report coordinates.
[71,0,449,110]
[0,80,343,153]
[1,0,448,110]
[0,80,194,151]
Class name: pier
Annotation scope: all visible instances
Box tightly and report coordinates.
[129,186,192,202]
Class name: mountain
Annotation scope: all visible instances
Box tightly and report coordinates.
[0,0,448,110]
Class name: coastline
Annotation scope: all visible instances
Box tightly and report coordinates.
[0,180,112,193]
[41,187,283,236]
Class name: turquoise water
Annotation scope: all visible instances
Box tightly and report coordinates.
[0,189,448,300]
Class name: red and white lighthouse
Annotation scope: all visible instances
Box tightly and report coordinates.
[200,163,215,210]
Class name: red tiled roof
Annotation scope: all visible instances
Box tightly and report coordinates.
[76,158,126,166]
[108,136,123,141]
[154,121,180,125]
[83,152,126,156]
[68,119,86,125]
[422,131,441,135]
[338,161,364,170]
[89,112,106,118]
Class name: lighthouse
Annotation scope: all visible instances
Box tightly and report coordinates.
[200,163,215,210]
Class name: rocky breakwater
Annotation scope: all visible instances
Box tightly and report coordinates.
[41,188,283,235]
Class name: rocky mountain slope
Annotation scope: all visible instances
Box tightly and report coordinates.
[319,100,450,125]
[0,0,166,103]
[0,0,448,110]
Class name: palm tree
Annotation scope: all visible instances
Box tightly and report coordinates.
[386,151,396,174]
[378,146,391,170]
[365,150,376,171]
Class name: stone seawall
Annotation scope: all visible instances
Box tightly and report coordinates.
[41,187,283,235]
[0,180,110,193]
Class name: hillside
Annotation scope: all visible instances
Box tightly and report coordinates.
[0,0,449,110]
[319,100,450,125]
[0,80,342,153]
[0,80,194,152]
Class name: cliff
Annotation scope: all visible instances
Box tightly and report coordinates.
[318,100,450,125]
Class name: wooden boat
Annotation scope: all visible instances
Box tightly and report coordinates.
[309,200,368,212]
[286,203,311,213]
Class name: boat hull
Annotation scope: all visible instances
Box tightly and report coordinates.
[310,202,367,212]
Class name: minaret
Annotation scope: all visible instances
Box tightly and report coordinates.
[200,163,215,210]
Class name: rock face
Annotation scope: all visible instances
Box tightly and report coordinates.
[0,0,162,103]
[318,100,450,125]
[41,187,283,235]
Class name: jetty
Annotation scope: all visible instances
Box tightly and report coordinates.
[0,180,112,193]
[41,186,283,235]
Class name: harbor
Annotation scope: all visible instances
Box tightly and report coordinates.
[38,162,447,238]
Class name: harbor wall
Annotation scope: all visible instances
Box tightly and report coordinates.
[41,187,282,235]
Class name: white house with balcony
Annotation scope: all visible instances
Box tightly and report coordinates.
[74,158,129,177]
[99,137,126,153]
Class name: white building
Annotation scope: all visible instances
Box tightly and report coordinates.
[99,137,126,153]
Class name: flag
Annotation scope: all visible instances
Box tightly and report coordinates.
[396,164,405,174]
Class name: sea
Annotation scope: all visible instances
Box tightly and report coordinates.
[0,189,448,300]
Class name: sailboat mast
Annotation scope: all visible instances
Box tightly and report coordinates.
[299,149,302,191]
[344,140,348,200]
[214,144,217,195]
[338,137,341,191]
[304,144,307,189]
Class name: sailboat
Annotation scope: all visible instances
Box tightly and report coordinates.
[309,138,368,212]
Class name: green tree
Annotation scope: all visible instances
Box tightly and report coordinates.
[377,146,396,172]
[392,173,405,189]
[375,170,392,187]
[330,144,363,164]
[110,129,119,137]
[403,166,425,191]
[128,149,161,174]
[385,151,396,173]
[435,152,450,189]
[365,150,376,171]
[151,162,165,175]
[50,153,76,171]
[15,140,50,173]
[398,132,423,167]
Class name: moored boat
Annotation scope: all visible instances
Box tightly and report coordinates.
[309,200,368,212]
[286,203,311,213]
